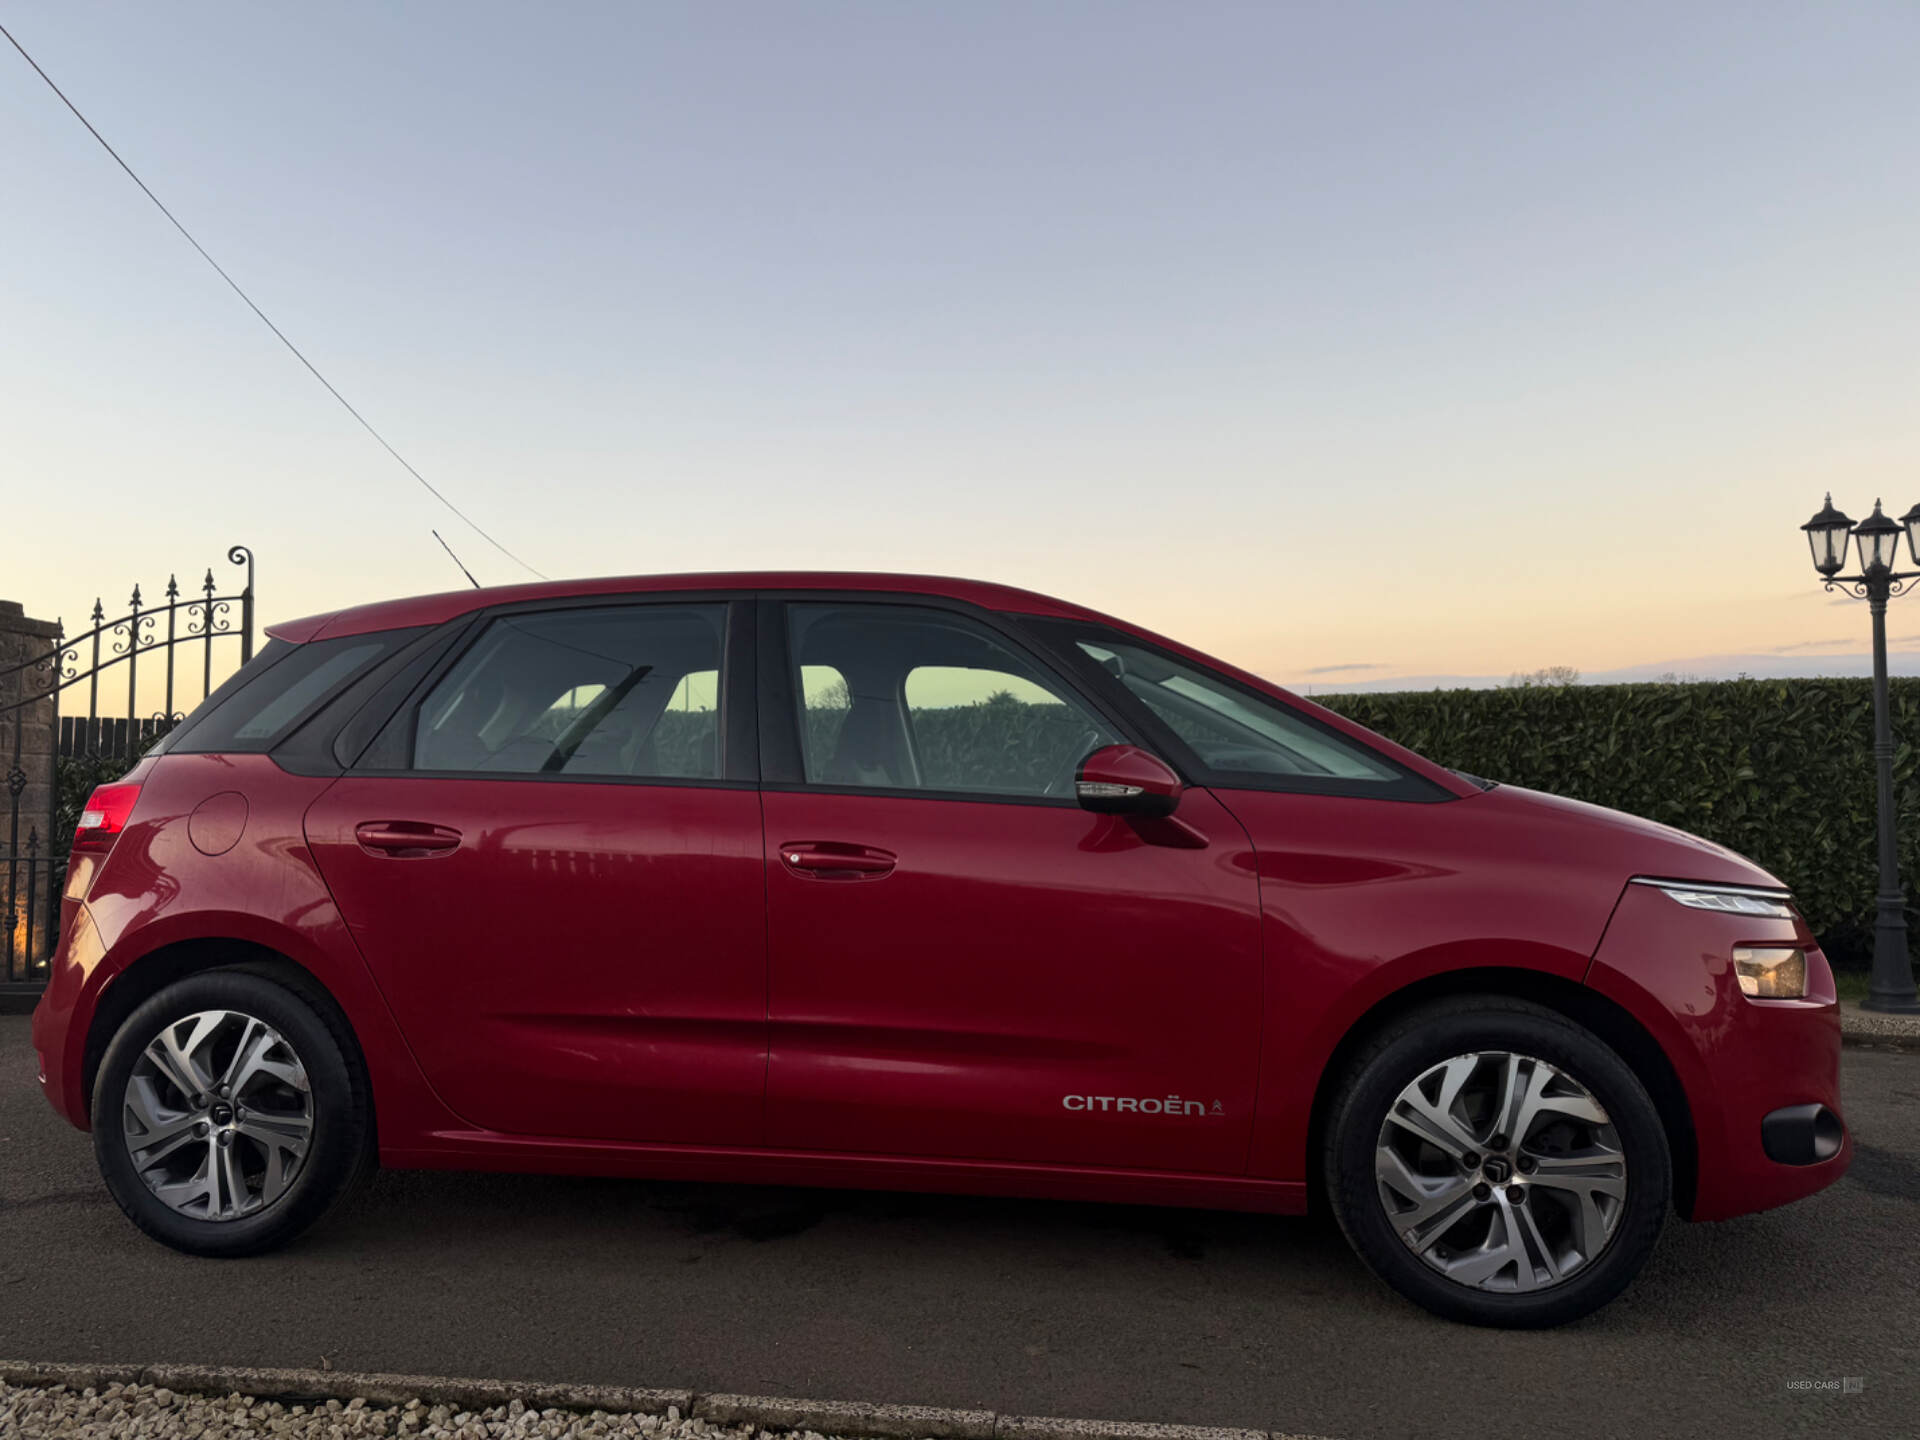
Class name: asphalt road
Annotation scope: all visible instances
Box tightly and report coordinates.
[2,1016,1916,1440]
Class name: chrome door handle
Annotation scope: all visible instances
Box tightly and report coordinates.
[779,842,896,878]
[355,822,462,857]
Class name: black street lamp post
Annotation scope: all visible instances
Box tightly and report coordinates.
[1802,495,1920,1013]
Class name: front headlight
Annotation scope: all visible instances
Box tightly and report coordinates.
[1654,884,1795,920]
[1732,946,1808,999]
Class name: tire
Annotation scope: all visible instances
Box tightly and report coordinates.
[91,967,371,1256]
[1324,995,1670,1328]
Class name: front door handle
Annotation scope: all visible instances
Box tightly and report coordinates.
[779,842,896,879]
[355,821,463,858]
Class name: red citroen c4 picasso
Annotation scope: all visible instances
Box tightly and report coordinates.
[32,573,1847,1326]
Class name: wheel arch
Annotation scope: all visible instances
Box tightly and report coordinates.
[1303,966,1698,1218]
[82,937,375,1150]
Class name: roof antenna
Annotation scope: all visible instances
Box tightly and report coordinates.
[432,529,481,589]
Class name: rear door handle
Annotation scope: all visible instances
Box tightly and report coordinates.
[355,821,463,858]
[779,842,896,879]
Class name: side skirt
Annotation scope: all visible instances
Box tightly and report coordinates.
[380,1134,1309,1215]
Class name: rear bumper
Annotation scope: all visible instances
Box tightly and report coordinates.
[1586,882,1849,1222]
[30,899,103,1131]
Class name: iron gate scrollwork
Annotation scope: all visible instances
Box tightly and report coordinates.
[1,545,256,993]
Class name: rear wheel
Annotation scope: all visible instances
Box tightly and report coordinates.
[92,968,370,1256]
[1325,996,1670,1327]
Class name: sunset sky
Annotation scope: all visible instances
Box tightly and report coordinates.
[5,3,1918,693]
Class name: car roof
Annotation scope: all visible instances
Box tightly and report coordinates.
[267,571,1113,643]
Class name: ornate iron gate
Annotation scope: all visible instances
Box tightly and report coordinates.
[1,545,254,996]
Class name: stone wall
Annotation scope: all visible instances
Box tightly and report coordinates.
[0,599,63,973]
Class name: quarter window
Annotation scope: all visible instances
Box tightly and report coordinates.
[413,605,726,779]
[787,604,1115,797]
[163,632,412,755]
[1074,639,1404,786]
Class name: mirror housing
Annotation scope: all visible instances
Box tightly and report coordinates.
[1075,744,1182,818]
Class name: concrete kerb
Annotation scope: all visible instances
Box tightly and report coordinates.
[0,1362,1334,1440]
[1839,999,1920,1052]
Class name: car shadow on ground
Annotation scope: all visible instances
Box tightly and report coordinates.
[290,1156,1889,1348]
[322,1165,1340,1264]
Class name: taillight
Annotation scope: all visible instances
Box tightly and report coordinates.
[73,782,141,854]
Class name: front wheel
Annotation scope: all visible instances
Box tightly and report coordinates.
[92,968,370,1256]
[1325,997,1670,1327]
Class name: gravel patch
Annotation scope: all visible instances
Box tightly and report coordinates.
[0,1380,814,1440]
[0,1377,1328,1440]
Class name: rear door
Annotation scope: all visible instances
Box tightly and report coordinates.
[758,597,1265,1174]
[304,596,767,1146]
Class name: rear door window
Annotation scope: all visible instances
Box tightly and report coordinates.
[795,665,853,783]
[411,604,727,779]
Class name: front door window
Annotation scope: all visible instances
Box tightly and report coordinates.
[787,603,1116,797]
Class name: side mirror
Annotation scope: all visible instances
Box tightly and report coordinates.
[1075,744,1182,818]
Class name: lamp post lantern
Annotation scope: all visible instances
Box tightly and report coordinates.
[1803,495,1920,1013]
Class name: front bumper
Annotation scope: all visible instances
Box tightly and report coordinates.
[1586,881,1849,1222]
[1761,1103,1846,1166]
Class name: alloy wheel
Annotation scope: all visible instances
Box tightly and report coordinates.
[1374,1050,1627,1292]
[120,1008,315,1221]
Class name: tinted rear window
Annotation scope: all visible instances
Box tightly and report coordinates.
[165,632,407,754]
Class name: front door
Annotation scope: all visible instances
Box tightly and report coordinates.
[305,598,767,1146]
[759,599,1264,1174]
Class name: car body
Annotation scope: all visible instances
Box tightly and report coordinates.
[31,571,1849,1323]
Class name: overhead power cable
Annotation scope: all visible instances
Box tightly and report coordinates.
[0,20,547,581]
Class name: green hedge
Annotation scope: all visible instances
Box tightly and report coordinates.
[1317,678,1920,972]
[800,694,1093,792]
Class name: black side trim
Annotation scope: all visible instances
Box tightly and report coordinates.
[757,779,1083,809]
[331,770,759,792]
[721,598,758,784]
[1760,1103,1845,1166]
[756,596,805,785]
